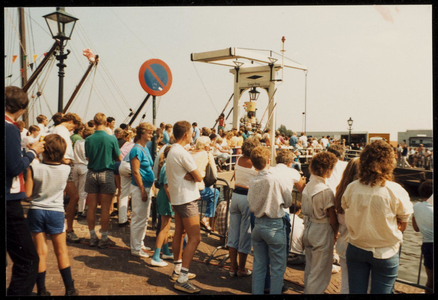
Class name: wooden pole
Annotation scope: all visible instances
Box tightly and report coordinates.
[19,7,29,127]
[62,56,99,114]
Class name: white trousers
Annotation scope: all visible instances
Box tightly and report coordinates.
[118,175,132,224]
[130,185,152,252]
[72,163,88,213]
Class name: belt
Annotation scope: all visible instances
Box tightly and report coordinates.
[233,186,248,195]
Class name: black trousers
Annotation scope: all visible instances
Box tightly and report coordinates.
[6,200,39,295]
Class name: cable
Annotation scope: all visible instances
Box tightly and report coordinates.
[192,62,219,115]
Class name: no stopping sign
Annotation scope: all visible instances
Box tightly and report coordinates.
[138,59,173,96]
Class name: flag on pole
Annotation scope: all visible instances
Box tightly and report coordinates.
[20,69,24,77]
[12,55,18,63]
[33,54,37,62]
[23,55,27,61]
[30,63,34,71]
[44,52,47,56]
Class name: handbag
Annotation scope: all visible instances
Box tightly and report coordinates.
[203,152,217,187]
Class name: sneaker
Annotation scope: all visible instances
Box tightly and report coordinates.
[174,280,201,294]
[151,259,168,267]
[162,253,174,260]
[37,287,51,296]
[65,280,79,296]
[141,246,152,252]
[131,249,149,258]
[66,231,81,243]
[118,221,129,227]
[89,236,99,247]
[170,271,196,282]
[98,238,116,249]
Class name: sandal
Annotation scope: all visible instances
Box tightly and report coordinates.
[237,269,252,277]
[229,270,237,277]
[200,217,212,231]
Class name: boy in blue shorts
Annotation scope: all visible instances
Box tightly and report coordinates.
[25,134,79,296]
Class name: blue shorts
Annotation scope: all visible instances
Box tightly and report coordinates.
[422,242,433,270]
[27,209,66,234]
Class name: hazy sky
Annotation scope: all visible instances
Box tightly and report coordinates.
[4,5,432,140]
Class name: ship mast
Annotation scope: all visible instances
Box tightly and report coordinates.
[19,7,29,127]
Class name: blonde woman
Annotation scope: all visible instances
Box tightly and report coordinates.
[129,122,156,257]
[190,136,219,230]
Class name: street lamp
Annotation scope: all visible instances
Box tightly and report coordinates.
[347,117,353,145]
[43,7,78,112]
[248,87,260,101]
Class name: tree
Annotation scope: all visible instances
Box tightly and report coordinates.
[277,124,293,137]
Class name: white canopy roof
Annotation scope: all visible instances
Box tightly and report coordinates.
[191,47,307,71]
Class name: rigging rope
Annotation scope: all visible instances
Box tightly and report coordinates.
[6,9,26,56]
[83,64,98,120]
[192,62,220,115]
[108,7,156,58]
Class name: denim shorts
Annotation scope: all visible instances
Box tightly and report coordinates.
[422,242,433,270]
[27,209,66,234]
[85,170,116,194]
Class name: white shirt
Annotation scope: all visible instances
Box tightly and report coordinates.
[37,123,48,137]
[29,163,71,212]
[321,138,329,148]
[342,180,413,259]
[289,214,304,253]
[51,125,74,160]
[22,135,39,152]
[73,139,88,165]
[326,160,348,196]
[166,143,200,206]
[271,163,300,212]
[248,169,293,218]
[299,135,307,147]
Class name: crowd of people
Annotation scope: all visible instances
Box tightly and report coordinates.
[6,85,434,295]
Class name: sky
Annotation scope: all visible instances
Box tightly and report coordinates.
[4,5,433,141]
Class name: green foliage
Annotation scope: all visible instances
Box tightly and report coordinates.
[277,124,293,137]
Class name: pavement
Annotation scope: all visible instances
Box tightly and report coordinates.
[6,200,425,296]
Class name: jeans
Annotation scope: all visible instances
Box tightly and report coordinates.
[199,187,219,218]
[250,212,290,291]
[6,200,39,295]
[226,193,252,254]
[346,243,399,294]
[251,217,287,295]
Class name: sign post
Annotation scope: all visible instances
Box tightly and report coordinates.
[138,59,172,161]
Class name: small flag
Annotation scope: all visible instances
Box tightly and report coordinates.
[12,55,18,63]
[20,68,24,77]
[30,63,34,71]
[33,54,37,62]
[44,52,47,56]
[23,55,27,61]
[6,74,12,78]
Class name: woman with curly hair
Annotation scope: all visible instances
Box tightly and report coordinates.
[342,140,413,294]
[226,136,260,277]
[302,151,338,294]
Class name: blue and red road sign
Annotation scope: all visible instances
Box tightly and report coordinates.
[138,59,173,96]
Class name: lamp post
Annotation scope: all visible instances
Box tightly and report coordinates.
[347,117,354,145]
[43,7,78,113]
[248,87,260,101]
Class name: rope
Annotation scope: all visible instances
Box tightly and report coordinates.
[108,7,156,57]
[83,65,98,120]
[6,9,26,55]
[192,62,220,115]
